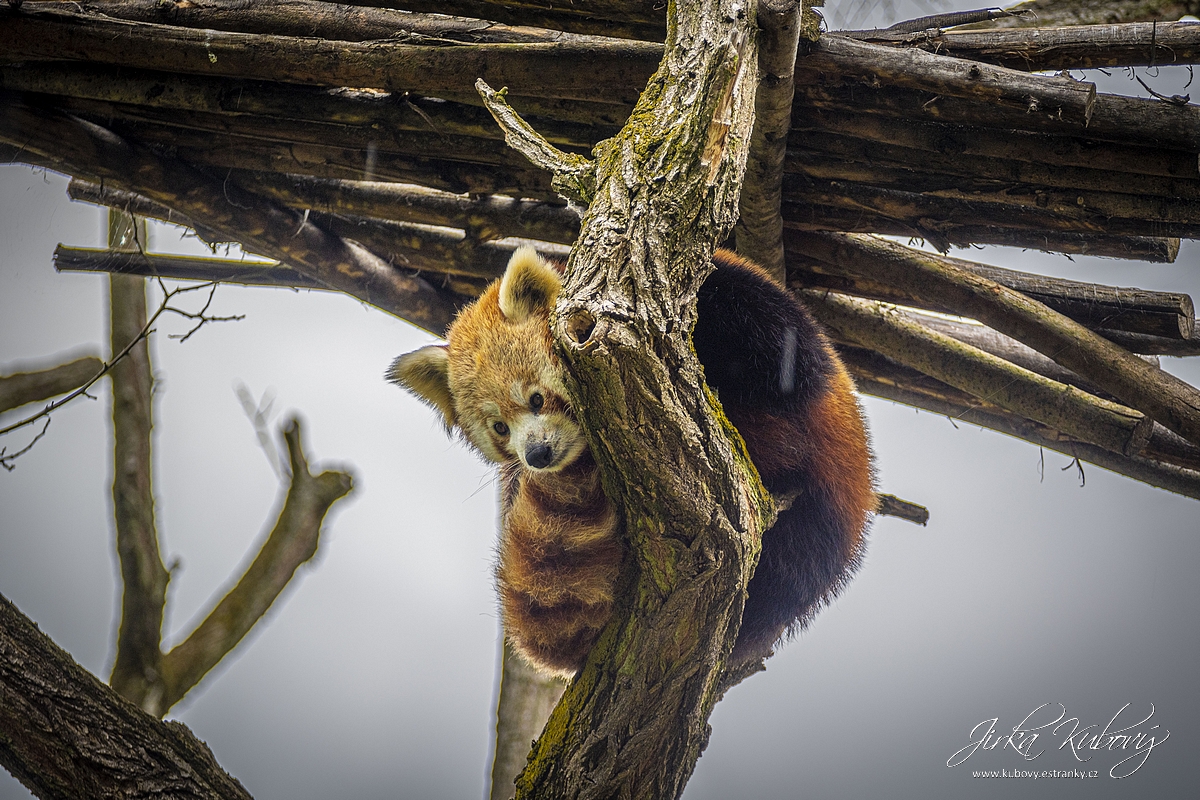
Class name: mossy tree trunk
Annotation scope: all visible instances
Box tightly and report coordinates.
[477,0,784,797]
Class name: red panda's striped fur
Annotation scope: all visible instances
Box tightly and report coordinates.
[389,247,874,675]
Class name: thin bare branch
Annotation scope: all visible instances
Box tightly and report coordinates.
[159,418,353,714]
[0,281,239,442]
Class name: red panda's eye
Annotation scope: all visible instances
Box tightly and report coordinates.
[493,421,509,436]
[530,392,544,411]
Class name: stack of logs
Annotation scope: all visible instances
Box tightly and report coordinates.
[2,0,1200,496]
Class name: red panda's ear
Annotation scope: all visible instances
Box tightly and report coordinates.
[499,246,561,323]
[387,345,455,429]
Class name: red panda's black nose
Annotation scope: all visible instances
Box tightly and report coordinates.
[525,443,555,469]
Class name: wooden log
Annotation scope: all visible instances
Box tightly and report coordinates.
[781,181,1200,242]
[789,121,1200,200]
[69,177,584,246]
[865,311,1162,402]
[891,22,1200,71]
[785,150,1200,237]
[800,34,1099,126]
[333,0,667,40]
[0,63,613,149]
[793,102,1199,182]
[34,111,558,198]
[50,0,609,44]
[53,94,575,172]
[959,1,1198,30]
[53,244,491,297]
[1101,327,1200,357]
[783,206,1181,262]
[794,79,1200,158]
[0,6,661,104]
[786,241,1195,340]
[0,100,458,333]
[792,231,1200,447]
[840,346,1200,499]
[840,342,1200,474]
[803,290,1155,458]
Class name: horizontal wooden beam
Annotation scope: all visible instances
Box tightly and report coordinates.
[856,21,1200,71]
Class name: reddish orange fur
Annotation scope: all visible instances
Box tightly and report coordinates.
[390,247,874,676]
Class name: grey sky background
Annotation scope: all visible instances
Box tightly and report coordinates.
[3,5,1199,799]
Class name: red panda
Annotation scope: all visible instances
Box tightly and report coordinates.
[389,247,874,676]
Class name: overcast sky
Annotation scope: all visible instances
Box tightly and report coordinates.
[3,6,1199,800]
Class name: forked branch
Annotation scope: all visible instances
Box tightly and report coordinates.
[160,418,354,714]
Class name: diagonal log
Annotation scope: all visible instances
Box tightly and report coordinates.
[803,291,1154,458]
[840,346,1200,499]
[0,101,457,332]
[785,242,1195,340]
[790,231,1200,447]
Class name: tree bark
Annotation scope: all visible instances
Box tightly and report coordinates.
[479,0,767,796]
[0,594,254,800]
